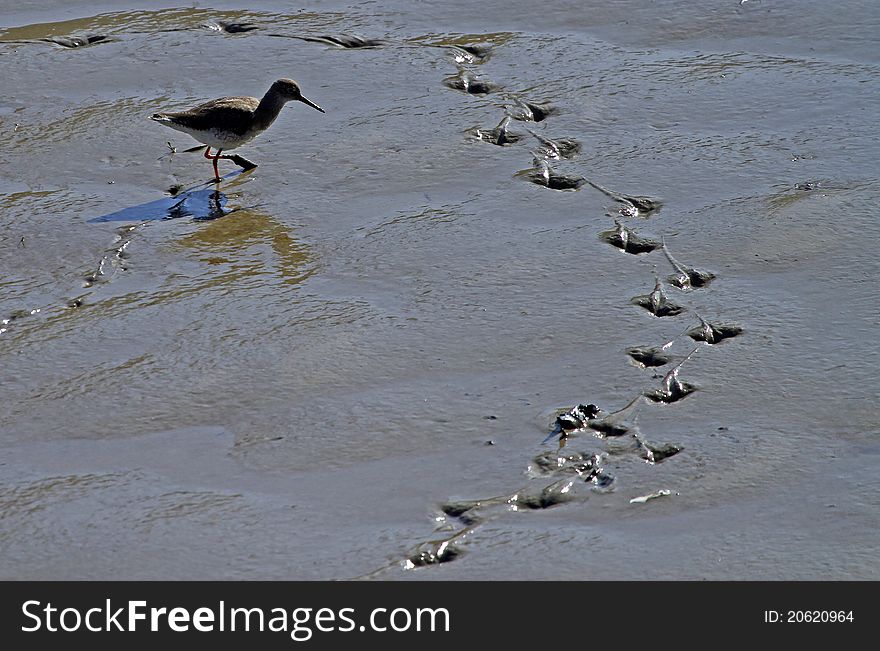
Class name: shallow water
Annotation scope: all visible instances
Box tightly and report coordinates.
[1,0,878,579]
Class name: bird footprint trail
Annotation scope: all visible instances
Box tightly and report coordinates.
[366,30,747,577]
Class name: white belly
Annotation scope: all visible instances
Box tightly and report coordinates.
[166,122,258,151]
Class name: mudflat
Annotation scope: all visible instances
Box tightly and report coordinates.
[1,0,877,579]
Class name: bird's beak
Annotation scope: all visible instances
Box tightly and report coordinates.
[298,95,325,113]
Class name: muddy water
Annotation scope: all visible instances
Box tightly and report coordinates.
[1,0,878,579]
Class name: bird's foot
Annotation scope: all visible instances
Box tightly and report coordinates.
[228,154,258,171]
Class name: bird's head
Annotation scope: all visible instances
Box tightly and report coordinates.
[272,78,325,113]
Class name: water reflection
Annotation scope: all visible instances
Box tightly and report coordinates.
[0,180,314,347]
[89,183,233,223]
[175,210,312,287]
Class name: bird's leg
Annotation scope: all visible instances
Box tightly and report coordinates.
[204,147,240,181]
[202,146,224,182]
[212,148,222,182]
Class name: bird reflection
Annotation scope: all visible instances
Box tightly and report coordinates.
[89,182,235,223]
[170,187,229,221]
[175,209,313,286]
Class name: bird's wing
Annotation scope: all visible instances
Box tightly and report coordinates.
[164,96,260,135]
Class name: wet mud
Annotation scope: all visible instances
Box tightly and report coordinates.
[2,0,876,582]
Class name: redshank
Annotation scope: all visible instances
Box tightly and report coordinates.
[150,78,324,182]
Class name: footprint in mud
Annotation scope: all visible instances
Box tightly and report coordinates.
[548,403,601,438]
[444,478,589,521]
[440,500,487,526]
[527,450,616,490]
[391,392,659,575]
[644,364,698,404]
[517,158,585,191]
[631,278,686,317]
[297,34,385,48]
[626,346,673,368]
[441,468,607,532]
[662,240,715,289]
[686,315,743,344]
[402,470,597,571]
[6,220,148,336]
[42,34,109,48]
[443,70,499,95]
[204,21,260,34]
[589,416,633,438]
[82,224,139,287]
[527,450,604,479]
[536,454,617,490]
[510,478,580,510]
[634,434,683,464]
[448,43,492,64]
[587,395,644,438]
[507,97,556,122]
[469,116,522,146]
[403,533,465,569]
[355,525,470,577]
[527,129,581,160]
[599,220,661,255]
[545,395,643,442]
[585,180,663,217]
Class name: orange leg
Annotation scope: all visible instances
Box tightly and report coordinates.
[205,147,234,183]
[204,146,231,183]
[213,149,223,182]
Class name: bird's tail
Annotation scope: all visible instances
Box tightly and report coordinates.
[150,113,170,122]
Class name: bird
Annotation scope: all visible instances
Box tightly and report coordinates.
[150,78,324,182]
